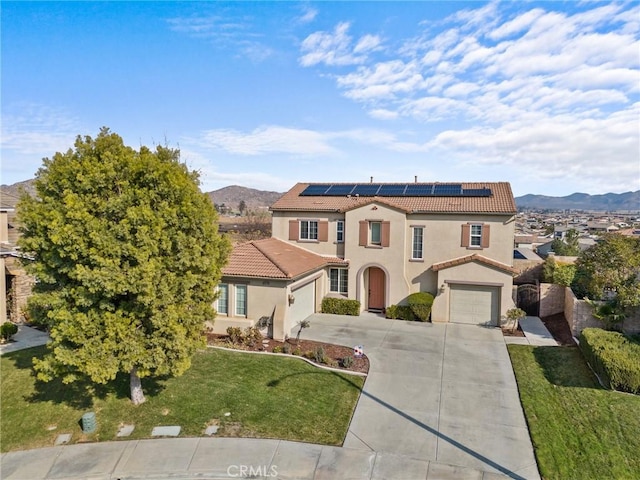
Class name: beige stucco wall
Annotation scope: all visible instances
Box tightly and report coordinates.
[539,283,565,317]
[0,211,9,243]
[0,257,6,324]
[272,205,516,317]
[431,261,515,323]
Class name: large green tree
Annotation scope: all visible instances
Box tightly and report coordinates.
[573,234,640,310]
[18,128,230,404]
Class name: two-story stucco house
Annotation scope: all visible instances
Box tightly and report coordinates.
[216,181,518,341]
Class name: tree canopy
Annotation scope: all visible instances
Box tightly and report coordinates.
[550,228,580,256]
[18,128,230,404]
[573,234,640,310]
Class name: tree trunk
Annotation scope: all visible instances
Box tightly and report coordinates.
[130,367,146,405]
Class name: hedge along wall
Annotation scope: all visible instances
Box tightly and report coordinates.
[579,328,640,395]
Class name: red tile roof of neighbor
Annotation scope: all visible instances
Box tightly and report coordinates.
[270,182,517,214]
[223,237,347,280]
[431,254,517,274]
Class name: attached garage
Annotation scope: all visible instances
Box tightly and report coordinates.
[289,280,316,327]
[449,284,500,326]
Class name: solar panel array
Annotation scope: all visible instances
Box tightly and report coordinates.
[300,183,492,197]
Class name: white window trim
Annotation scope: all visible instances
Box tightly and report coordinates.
[336,220,344,243]
[235,284,247,317]
[217,284,229,315]
[329,268,348,295]
[412,226,424,260]
[300,219,319,241]
[470,224,483,247]
[370,221,382,246]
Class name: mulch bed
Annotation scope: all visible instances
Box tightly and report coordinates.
[541,313,576,346]
[206,334,369,375]
[502,324,525,337]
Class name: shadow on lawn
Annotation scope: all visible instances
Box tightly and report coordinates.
[532,346,600,389]
[3,345,168,409]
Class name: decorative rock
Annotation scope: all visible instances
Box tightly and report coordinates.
[54,434,72,445]
[117,424,135,437]
[151,426,181,437]
[204,425,219,436]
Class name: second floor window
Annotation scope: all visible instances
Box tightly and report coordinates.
[412,227,424,259]
[300,220,318,240]
[470,224,483,247]
[370,221,382,245]
[336,220,344,243]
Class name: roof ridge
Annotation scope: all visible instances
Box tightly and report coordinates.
[251,238,291,278]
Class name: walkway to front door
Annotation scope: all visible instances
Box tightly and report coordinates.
[367,266,385,312]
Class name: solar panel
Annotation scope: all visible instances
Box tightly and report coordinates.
[462,188,492,197]
[325,184,357,196]
[404,184,434,196]
[377,185,407,196]
[433,184,462,196]
[352,184,382,196]
[300,184,331,196]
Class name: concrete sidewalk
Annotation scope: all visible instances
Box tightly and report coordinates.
[0,324,49,355]
[1,437,514,479]
[505,317,558,346]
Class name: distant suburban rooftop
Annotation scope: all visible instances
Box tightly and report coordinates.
[271,182,516,214]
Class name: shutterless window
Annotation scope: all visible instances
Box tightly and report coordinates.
[329,268,348,294]
[336,220,344,243]
[300,220,318,240]
[470,225,483,247]
[235,285,247,316]
[217,284,229,315]
[370,221,381,245]
[412,227,424,259]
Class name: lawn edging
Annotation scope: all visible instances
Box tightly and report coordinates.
[207,345,368,377]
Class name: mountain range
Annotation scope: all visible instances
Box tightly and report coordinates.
[2,179,638,212]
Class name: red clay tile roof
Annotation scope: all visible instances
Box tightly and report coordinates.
[270,182,516,214]
[223,237,347,279]
[431,254,517,274]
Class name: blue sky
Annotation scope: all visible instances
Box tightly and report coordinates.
[2,1,639,197]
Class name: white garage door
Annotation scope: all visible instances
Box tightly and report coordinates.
[290,281,315,327]
[449,284,499,326]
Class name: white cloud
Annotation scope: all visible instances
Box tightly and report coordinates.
[298,6,318,24]
[299,22,381,66]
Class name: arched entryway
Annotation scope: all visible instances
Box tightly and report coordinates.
[367,266,386,312]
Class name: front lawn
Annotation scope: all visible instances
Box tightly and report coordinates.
[508,345,640,479]
[1,346,364,452]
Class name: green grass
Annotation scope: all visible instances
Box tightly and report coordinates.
[1,346,364,452]
[508,345,640,479]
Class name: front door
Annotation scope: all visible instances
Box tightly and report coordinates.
[368,267,385,311]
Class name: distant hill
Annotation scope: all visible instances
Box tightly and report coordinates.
[0,179,36,207]
[516,191,640,211]
[206,185,282,211]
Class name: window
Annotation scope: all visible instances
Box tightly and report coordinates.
[300,220,318,240]
[217,284,229,315]
[329,268,348,294]
[235,285,247,316]
[370,221,382,245]
[412,227,424,259]
[470,224,483,247]
[336,220,344,243]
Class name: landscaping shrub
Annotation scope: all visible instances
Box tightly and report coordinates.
[385,304,417,321]
[0,323,18,341]
[282,343,291,355]
[226,327,243,344]
[272,346,283,354]
[407,292,435,322]
[226,326,263,346]
[321,297,360,316]
[341,356,354,369]
[313,346,325,364]
[579,328,640,394]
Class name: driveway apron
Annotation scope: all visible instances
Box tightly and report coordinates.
[301,313,540,480]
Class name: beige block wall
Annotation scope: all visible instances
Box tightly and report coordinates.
[539,283,565,317]
[565,287,640,336]
[0,211,9,243]
[431,261,515,323]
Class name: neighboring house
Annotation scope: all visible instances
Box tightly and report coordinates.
[220,181,517,339]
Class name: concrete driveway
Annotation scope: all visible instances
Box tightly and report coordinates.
[300,313,540,480]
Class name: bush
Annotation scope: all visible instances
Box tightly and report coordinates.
[226,326,263,346]
[341,356,354,368]
[0,322,18,341]
[321,297,360,316]
[226,327,243,344]
[313,346,325,364]
[385,304,417,321]
[292,347,302,356]
[579,328,640,394]
[282,343,291,355]
[272,345,283,354]
[407,292,435,322]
